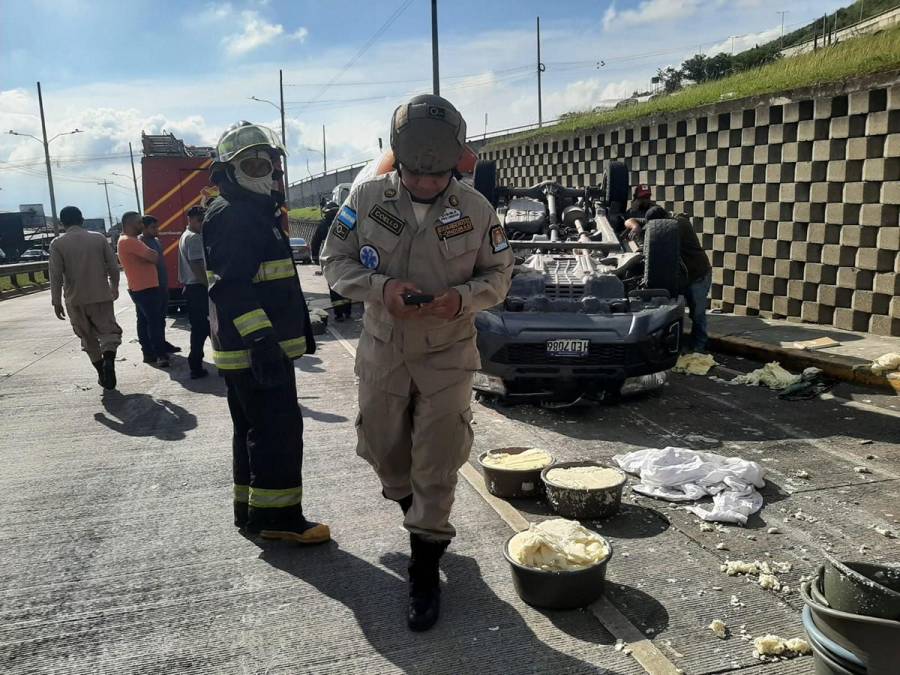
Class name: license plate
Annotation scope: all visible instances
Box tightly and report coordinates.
[546,338,590,357]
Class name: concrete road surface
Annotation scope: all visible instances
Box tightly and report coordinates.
[0,266,897,675]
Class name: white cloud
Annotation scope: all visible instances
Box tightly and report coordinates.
[704,25,782,55]
[603,0,701,31]
[224,11,285,57]
[289,27,309,42]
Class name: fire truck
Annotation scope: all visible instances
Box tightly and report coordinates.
[141,133,217,311]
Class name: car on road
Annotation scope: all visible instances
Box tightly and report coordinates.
[470,160,684,404]
[290,237,312,264]
[19,248,50,261]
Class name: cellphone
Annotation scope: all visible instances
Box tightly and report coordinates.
[403,292,434,306]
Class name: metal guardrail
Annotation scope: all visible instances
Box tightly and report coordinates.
[0,261,50,295]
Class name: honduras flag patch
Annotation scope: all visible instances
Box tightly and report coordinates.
[337,205,357,229]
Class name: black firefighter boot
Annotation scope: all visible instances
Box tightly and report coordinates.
[407,533,449,632]
[101,351,117,390]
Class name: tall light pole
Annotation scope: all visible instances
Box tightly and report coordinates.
[431,0,440,95]
[250,85,291,205]
[322,125,327,173]
[9,104,82,237]
[98,181,113,231]
[777,11,788,50]
[537,17,545,127]
[129,142,141,211]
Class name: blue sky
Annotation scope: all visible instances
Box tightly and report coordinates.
[1,0,846,221]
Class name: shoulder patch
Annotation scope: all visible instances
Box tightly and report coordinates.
[489,224,509,253]
[435,216,474,240]
[331,222,350,241]
[337,205,357,229]
[368,204,405,236]
[359,245,380,270]
[448,194,459,207]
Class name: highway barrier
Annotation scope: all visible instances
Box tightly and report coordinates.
[0,261,50,297]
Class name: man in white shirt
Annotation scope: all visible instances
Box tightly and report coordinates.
[178,206,210,378]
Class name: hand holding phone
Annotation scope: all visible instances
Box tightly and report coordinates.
[402,292,434,306]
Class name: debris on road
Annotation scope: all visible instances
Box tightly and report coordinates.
[709,619,728,639]
[753,635,811,660]
[777,367,835,400]
[673,352,718,375]
[870,352,900,375]
[716,542,729,550]
[758,573,780,591]
[614,447,766,524]
[853,466,872,474]
[731,362,800,390]
[792,337,839,351]
[873,525,895,538]
[794,469,810,479]
[699,522,715,532]
[767,527,781,534]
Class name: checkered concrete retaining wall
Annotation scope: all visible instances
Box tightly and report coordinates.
[480,73,900,336]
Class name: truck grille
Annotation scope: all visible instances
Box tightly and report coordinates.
[495,343,636,366]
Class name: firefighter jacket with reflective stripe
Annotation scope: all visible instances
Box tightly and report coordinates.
[202,183,316,371]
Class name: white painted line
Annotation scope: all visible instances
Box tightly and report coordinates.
[327,321,681,675]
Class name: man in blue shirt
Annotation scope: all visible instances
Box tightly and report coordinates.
[141,215,180,357]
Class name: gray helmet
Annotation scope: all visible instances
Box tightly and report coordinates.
[390,94,466,174]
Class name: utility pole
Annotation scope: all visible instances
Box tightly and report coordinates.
[730,35,736,55]
[431,0,440,95]
[484,112,488,140]
[99,181,113,231]
[322,125,327,173]
[36,82,59,235]
[128,142,141,211]
[279,69,290,205]
[537,17,545,127]
[777,11,788,50]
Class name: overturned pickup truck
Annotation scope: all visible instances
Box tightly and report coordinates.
[471,161,684,403]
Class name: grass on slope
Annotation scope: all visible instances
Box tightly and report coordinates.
[288,206,322,221]
[492,25,900,146]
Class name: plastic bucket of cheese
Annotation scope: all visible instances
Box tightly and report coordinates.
[541,461,627,519]
[478,447,555,499]
[503,518,612,610]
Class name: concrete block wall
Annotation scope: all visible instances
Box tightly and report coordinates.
[480,73,900,336]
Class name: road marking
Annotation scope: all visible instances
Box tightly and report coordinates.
[819,392,900,419]
[326,321,681,675]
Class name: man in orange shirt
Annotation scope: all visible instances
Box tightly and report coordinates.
[117,211,169,367]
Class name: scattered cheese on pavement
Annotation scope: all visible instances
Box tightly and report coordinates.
[732,362,801,389]
[721,560,759,576]
[753,635,811,659]
[709,619,728,639]
[699,522,715,532]
[874,526,895,538]
[482,448,552,471]
[545,466,623,490]
[673,352,718,375]
[508,518,609,571]
[716,543,728,550]
[795,470,810,479]
[870,352,900,375]
[758,574,780,591]
[853,466,872,474]
[767,527,780,534]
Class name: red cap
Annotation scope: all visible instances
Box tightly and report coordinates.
[634,184,651,199]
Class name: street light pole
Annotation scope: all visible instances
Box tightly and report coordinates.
[36,82,59,235]
[279,69,290,205]
[431,0,440,95]
[777,11,788,50]
[98,181,113,231]
[537,17,545,128]
[322,125,327,174]
[129,142,141,211]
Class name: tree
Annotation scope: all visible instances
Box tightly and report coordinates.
[681,54,710,83]
[706,52,734,80]
[657,66,684,93]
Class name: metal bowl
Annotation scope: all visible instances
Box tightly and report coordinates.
[478,447,555,499]
[503,530,612,610]
[541,461,627,519]
[822,557,900,620]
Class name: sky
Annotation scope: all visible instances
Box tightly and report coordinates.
[1,0,847,223]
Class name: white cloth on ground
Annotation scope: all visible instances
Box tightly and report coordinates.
[613,447,767,525]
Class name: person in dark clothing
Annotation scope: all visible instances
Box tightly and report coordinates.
[140,215,180,355]
[178,206,210,378]
[311,201,351,321]
[625,206,712,352]
[626,184,656,219]
[204,120,329,544]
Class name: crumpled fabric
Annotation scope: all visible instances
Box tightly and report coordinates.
[613,447,767,525]
[871,352,900,375]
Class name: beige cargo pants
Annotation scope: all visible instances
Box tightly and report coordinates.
[356,374,474,542]
[67,301,122,362]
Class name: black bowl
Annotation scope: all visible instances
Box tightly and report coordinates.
[541,461,627,519]
[503,530,612,610]
[478,447,555,499]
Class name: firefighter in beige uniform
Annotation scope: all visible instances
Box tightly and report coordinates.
[322,94,513,632]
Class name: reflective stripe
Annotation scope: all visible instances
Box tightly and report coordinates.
[249,485,303,508]
[206,271,218,285]
[332,299,350,307]
[252,258,295,283]
[234,484,250,503]
[213,337,307,370]
[280,336,307,359]
[213,349,250,370]
[234,308,273,337]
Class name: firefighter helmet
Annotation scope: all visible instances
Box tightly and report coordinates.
[216,121,285,163]
[390,95,466,174]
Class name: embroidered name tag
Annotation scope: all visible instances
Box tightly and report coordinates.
[368,204,405,236]
[435,216,474,240]
[439,208,461,224]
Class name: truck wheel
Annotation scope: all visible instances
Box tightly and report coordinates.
[474,160,498,207]
[643,218,681,298]
[604,160,629,211]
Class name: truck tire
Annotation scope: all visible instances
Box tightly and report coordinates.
[474,160,498,207]
[604,160,629,211]
[643,218,681,298]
